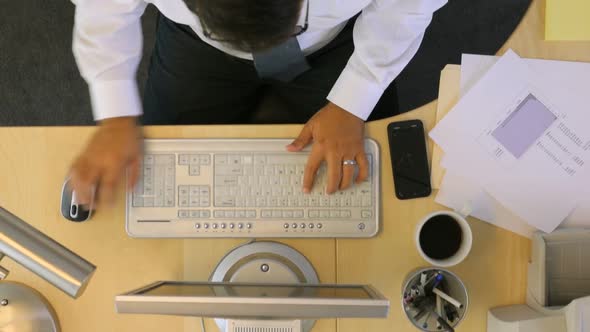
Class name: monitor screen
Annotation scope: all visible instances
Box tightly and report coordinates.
[116,281,389,319]
[138,282,372,299]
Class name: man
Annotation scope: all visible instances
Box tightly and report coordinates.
[69,0,447,206]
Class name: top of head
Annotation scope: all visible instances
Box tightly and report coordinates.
[184,0,305,52]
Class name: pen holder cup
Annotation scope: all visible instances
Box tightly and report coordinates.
[402,268,468,331]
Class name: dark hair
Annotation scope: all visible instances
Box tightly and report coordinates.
[185,0,304,52]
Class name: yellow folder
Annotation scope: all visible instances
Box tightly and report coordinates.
[545,0,590,40]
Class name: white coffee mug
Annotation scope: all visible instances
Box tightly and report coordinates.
[415,210,473,267]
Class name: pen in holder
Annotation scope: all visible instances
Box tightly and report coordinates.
[402,268,468,332]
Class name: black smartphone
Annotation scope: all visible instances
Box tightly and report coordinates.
[387,120,432,200]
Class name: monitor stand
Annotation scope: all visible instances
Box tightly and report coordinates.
[0,281,60,332]
[209,241,319,332]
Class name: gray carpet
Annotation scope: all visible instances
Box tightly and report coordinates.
[0,0,530,126]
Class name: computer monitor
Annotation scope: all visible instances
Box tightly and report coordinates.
[115,281,389,319]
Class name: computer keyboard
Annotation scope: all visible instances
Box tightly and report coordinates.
[126,139,380,238]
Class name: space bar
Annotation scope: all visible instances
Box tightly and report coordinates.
[266,155,307,164]
[137,220,171,223]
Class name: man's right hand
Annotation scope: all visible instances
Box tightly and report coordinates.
[69,116,143,207]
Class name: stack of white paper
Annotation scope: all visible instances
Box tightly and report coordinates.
[430,50,590,236]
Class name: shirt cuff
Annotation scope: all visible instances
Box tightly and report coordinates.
[327,66,385,121]
[89,80,142,121]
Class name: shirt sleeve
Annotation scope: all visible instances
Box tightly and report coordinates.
[71,0,148,121]
[327,0,447,120]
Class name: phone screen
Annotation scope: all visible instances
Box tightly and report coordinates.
[387,120,431,199]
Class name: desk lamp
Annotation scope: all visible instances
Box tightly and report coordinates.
[0,207,96,332]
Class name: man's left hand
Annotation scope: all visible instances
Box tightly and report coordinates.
[286,102,369,194]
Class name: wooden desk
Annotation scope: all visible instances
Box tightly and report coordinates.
[0,0,588,331]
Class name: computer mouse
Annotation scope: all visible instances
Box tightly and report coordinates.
[60,177,95,222]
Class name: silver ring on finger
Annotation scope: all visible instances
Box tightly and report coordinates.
[342,159,357,166]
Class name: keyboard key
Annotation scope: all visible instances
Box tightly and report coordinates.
[178,210,189,218]
[215,155,227,164]
[272,210,282,218]
[133,196,143,207]
[235,196,245,207]
[283,210,293,218]
[293,210,304,218]
[361,210,373,218]
[214,210,224,218]
[285,165,296,175]
[341,210,351,218]
[264,165,274,175]
[215,176,238,186]
[275,165,285,175]
[254,155,266,164]
[179,196,189,207]
[144,197,154,207]
[236,210,246,218]
[278,197,288,207]
[200,210,210,218]
[200,198,210,207]
[189,165,200,176]
[261,210,272,218]
[215,165,242,175]
[330,196,340,207]
[343,197,352,207]
[165,196,174,207]
[156,154,175,164]
[190,197,200,207]
[246,210,256,218]
[199,154,211,165]
[179,154,189,165]
[242,155,253,164]
[144,155,155,165]
[256,197,267,207]
[215,197,235,207]
[308,210,319,218]
[190,186,200,196]
[228,155,241,164]
[353,196,362,207]
[190,155,200,164]
[330,210,340,218]
[300,197,309,206]
[224,210,235,218]
[190,210,200,218]
[320,210,330,218]
[296,165,305,176]
[200,186,210,196]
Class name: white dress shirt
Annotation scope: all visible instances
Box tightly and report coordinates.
[71,0,447,121]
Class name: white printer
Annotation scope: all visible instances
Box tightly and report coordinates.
[487,229,590,332]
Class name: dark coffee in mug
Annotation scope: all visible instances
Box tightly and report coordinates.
[418,214,463,260]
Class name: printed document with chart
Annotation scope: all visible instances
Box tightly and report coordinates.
[430,50,590,233]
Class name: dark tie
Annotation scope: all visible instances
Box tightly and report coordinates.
[252,37,311,82]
